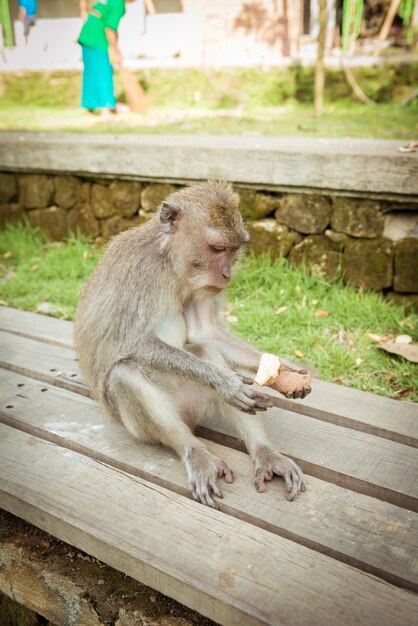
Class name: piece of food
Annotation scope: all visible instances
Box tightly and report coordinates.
[255,352,312,399]
[255,353,282,386]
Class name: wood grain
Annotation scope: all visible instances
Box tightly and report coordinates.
[0,306,74,348]
[1,376,417,591]
[1,423,418,626]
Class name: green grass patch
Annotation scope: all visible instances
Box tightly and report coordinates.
[2,64,417,108]
[0,223,101,319]
[0,224,416,402]
[0,64,417,138]
[0,100,416,139]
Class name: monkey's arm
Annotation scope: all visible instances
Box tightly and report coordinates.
[211,327,262,372]
[131,335,272,415]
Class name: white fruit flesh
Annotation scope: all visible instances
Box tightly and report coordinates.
[254,353,281,386]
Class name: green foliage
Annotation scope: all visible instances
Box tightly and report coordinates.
[0,225,416,402]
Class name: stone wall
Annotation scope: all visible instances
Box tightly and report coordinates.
[1,171,417,304]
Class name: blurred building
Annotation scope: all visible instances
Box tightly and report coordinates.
[0,1,414,70]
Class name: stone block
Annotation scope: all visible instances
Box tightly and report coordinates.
[101,215,149,239]
[275,195,332,234]
[91,183,115,218]
[246,219,296,258]
[0,173,18,204]
[289,235,341,281]
[324,229,348,251]
[19,175,54,209]
[239,191,280,220]
[140,184,176,213]
[386,292,418,311]
[331,198,384,238]
[394,237,418,293]
[383,212,418,241]
[68,203,100,238]
[0,203,24,227]
[343,237,393,291]
[26,207,67,241]
[109,181,142,217]
[54,176,89,210]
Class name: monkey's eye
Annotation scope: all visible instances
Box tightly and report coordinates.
[210,245,226,253]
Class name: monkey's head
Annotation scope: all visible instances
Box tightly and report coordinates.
[159,181,249,294]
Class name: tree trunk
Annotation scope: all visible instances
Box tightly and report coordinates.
[373,0,401,56]
[314,0,328,116]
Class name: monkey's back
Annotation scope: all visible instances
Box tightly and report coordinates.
[74,218,177,401]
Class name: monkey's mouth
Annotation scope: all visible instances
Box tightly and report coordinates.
[206,286,223,294]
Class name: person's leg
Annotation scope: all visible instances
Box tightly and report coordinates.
[81,46,116,113]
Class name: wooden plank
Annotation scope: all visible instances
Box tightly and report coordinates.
[1,423,418,626]
[1,376,417,591]
[270,383,418,448]
[0,306,73,348]
[0,131,417,198]
[0,368,38,402]
[1,329,417,511]
[203,412,418,513]
[0,329,83,393]
[0,311,417,448]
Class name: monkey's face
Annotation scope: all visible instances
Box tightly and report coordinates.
[188,227,246,293]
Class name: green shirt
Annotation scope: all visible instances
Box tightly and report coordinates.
[78,0,125,51]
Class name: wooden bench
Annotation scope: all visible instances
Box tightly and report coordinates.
[0,305,417,625]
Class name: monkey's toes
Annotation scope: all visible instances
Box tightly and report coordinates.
[191,480,223,509]
[217,461,234,483]
[255,469,274,493]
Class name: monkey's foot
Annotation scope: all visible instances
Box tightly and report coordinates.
[254,445,306,501]
[185,446,234,509]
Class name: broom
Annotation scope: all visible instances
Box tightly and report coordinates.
[118,65,149,114]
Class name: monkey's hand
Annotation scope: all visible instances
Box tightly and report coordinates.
[185,446,234,509]
[216,372,273,415]
[254,445,306,501]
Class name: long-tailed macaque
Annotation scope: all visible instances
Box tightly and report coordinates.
[75,181,309,508]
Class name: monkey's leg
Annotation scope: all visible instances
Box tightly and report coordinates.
[191,345,306,501]
[105,360,233,508]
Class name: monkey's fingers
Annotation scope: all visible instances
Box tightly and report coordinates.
[245,389,274,409]
[284,385,312,400]
[239,375,254,385]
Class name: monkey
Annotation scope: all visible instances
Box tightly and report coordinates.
[75,181,309,508]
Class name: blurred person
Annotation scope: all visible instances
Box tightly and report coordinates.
[78,0,133,117]
[18,0,37,45]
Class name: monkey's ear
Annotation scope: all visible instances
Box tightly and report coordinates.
[160,201,182,233]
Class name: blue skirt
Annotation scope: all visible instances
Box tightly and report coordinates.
[81,45,116,110]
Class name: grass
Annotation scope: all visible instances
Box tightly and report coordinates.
[0,65,417,138]
[1,223,417,402]
[0,100,416,139]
